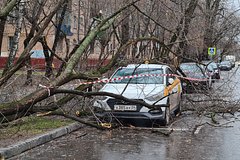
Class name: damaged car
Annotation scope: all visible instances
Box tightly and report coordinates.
[93,64,182,127]
[179,62,212,93]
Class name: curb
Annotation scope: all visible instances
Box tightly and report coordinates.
[0,123,82,159]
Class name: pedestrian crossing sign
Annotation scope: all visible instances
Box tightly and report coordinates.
[208,47,216,56]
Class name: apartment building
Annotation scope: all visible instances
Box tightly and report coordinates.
[0,0,87,68]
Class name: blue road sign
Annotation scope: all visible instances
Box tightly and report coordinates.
[208,47,216,56]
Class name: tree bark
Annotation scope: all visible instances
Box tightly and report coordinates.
[46,1,68,78]
[2,1,24,75]
[164,0,198,63]
[0,0,18,56]
[176,0,199,58]
[0,17,6,56]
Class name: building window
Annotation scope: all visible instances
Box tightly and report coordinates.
[8,36,14,50]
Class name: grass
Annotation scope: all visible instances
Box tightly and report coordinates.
[0,116,74,140]
[0,68,74,141]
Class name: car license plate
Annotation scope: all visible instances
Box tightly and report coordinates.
[114,105,137,111]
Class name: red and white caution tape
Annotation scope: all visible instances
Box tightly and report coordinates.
[38,73,209,90]
[78,74,208,85]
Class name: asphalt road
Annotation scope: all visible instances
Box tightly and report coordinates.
[10,67,240,160]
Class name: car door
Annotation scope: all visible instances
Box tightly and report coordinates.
[166,68,181,110]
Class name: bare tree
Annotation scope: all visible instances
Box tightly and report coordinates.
[0,0,140,122]
[202,0,221,60]
[0,0,19,56]
[2,0,24,76]
[1,0,240,127]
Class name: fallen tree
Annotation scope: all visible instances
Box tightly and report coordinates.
[0,0,141,122]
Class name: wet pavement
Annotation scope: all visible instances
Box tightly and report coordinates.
[10,113,240,160]
[10,67,240,160]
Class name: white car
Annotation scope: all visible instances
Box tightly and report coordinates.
[93,64,182,126]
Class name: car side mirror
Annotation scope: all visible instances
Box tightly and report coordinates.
[168,78,174,85]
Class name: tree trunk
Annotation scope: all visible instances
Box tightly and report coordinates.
[0,0,18,56]
[121,0,130,57]
[165,0,198,62]
[40,37,52,77]
[202,0,221,60]
[176,0,198,56]
[23,0,44,85]
[0,18,6,56]
[47,1,68,78]
[2,1,24,75]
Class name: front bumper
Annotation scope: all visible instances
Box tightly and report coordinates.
[96,111,166,126]
[96,111,164,120]
[93,98,169,126]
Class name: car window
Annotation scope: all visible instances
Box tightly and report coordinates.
[180,63,206,78]
[221,61,231,65]
[110,68,164,84]
[166,68,175,79]
[180,63,202,72]
[206,64,214,70]
[200,61,217,72]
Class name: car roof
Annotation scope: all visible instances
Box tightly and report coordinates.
[126,64,168,69]
[202,61,217,64]
[180,62,200,65]
[220,60,231,63]
[180,62,204,69]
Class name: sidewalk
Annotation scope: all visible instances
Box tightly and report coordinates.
[0,123,82,159]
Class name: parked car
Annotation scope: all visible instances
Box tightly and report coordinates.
[230,61,235,68]
[224,55,236,68]
[236,61,240,66]
[202,61,220,80]
[93,64,182,127]
[218,61,232,71]
[179,62,212,93]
